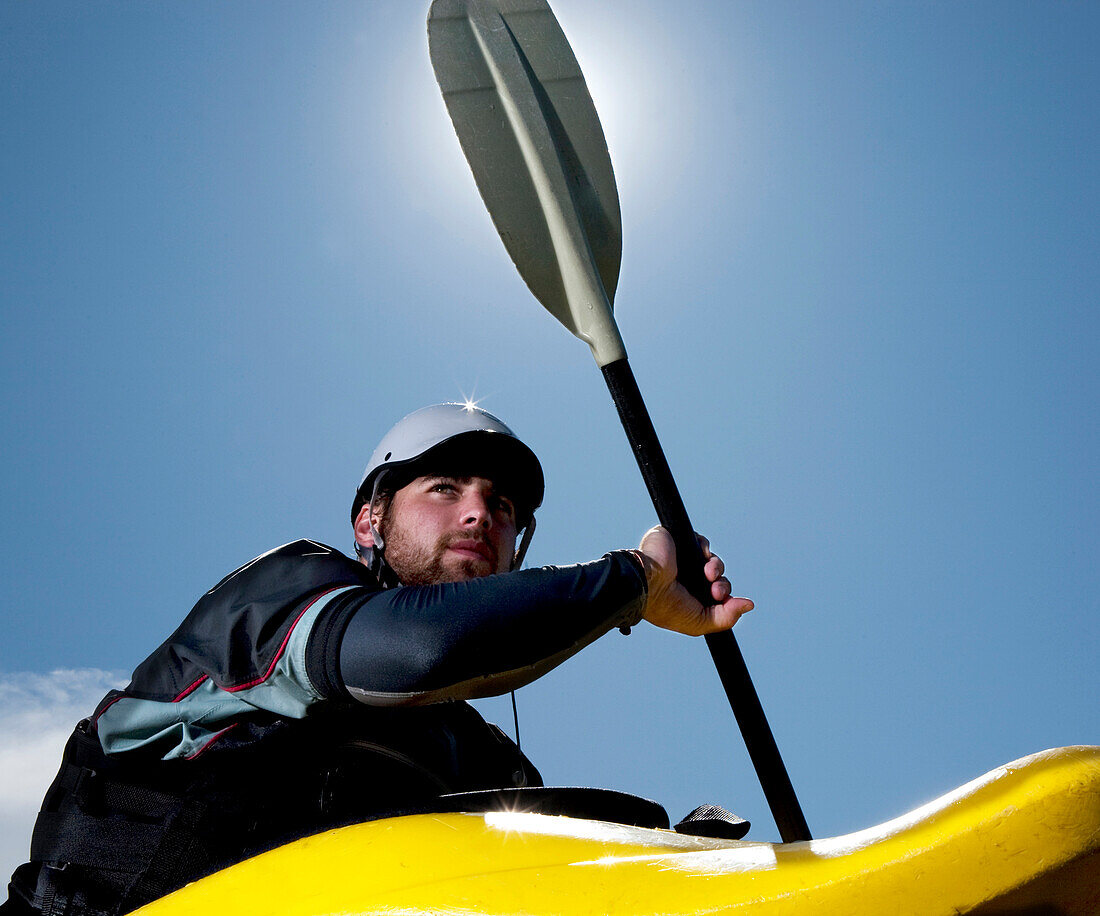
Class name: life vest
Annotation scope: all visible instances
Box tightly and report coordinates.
[9,700,540,916]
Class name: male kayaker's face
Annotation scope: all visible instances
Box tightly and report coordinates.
[362,475,517,585]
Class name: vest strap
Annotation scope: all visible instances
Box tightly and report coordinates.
[56,765,181,819]
[30,812,165,873]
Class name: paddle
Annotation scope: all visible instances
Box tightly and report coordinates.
[427,0,811,843]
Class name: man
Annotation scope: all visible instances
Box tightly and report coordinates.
[4,403,752,916]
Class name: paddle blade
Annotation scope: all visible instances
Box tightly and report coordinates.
[428,0,627,366]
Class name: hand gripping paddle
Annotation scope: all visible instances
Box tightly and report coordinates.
[427,0,811,843]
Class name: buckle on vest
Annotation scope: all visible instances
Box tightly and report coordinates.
[72,767,102,812]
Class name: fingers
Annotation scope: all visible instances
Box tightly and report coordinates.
[639,528,754,635]
[696,534,753,632]
[702,544,728,605]
[704,553,725,582]
[654,531,725,582]
[697,533,711,557]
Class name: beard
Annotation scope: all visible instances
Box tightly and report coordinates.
[379,517,501,586]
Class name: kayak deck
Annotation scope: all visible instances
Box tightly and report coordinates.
[135,745,1100,915]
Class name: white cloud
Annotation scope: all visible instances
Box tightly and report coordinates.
[0,669,126,886]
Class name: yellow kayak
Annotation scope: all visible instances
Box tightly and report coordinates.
[136,745,1100,915]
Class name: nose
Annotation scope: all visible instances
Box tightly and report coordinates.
[458,489,492,530]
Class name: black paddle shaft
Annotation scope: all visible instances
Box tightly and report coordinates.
[601,357,812,843]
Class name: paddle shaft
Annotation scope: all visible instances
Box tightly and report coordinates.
[601,358,811,843]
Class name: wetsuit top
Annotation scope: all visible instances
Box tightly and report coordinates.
[91,539,648,760]
[5,540,648,916]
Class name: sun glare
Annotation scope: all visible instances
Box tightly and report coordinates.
[362,4,692,236]
[557,3,691,211]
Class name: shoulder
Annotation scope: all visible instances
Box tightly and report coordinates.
[125,541,374,701]
[202,540,369,601]
[188,539,373,647]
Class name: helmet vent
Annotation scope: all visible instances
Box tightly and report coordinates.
[384,452,392,460]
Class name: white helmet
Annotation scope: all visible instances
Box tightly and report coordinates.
[352,403,544,574]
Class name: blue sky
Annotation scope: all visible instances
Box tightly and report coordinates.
[1,0,1097,874]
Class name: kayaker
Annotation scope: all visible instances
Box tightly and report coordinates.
[3,402,752,916]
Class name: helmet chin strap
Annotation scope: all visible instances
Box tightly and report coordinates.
[355,472,402,588]
[511,516,536,571]
[355,542,401,588]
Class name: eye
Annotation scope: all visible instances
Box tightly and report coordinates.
[493,495,516,520]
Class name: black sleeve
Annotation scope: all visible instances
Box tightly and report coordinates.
[306,551,647,706]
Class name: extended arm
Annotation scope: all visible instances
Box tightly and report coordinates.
[307,551,647,706]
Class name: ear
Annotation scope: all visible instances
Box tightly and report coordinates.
[353,503,380,549]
